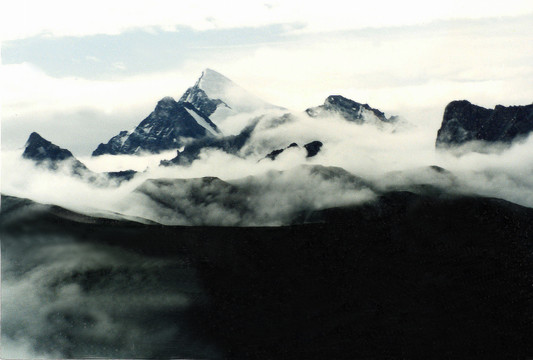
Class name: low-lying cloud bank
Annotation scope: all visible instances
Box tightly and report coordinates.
[3,110,533,225]
[3,106,533,359]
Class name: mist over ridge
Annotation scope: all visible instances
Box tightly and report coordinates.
[3,69,533,226]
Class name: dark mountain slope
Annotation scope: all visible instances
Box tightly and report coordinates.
[92,98,220,156]
[22,132,136,183]
[2,192,531,359]
[23,132,89,174]
[160,120,258,166]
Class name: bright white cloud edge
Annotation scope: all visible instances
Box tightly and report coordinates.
[2,0,533,41]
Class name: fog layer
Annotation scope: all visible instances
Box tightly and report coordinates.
[3,109,533,225]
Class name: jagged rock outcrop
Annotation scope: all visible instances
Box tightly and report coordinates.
[436,100,533,148]
[23,132,89,174]
[93,98,220,156]
[303,140,323,158]
[92,69,285,156]
[179,68,283,124]
[263,141,323,161]
[179,80,230,117]
[306,95,399,126]
[160,121,258,166]
[264,143,299,160]
[22,132,136,183]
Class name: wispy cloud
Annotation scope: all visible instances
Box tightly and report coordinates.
[2,0,532,41]
[112,62,126,71]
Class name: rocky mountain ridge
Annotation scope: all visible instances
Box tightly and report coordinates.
[93,98,220,156]
[306,95,400,126]
[23,132,136,184]
[436,100,533,148]
[20,70,533,168]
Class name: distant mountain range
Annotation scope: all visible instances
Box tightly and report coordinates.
[90,69,407,159]
[19,69,533,174]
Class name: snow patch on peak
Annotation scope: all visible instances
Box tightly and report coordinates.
[197,68,236,101]
[180,69,285,135]
[193,69,282,115]
[184,107,220,136]
[118,131,132,146]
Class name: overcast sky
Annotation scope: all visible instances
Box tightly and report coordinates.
[2,0,533,155]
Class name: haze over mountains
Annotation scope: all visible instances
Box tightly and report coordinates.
[20,68,533,171]
[179,68,283,124]
[2,68,533,359]
[93,69,283,156]
[6,68,533,222]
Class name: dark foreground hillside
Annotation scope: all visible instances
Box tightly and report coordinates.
[1,193,532,359]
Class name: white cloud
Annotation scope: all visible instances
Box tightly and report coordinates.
[1,0,533,41]
[0,63,200,153]
[4,107,533,226]
[1,63,193,116]
[185,18,533,119]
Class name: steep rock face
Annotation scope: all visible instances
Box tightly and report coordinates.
[23,132,78,163]
[23,132,89,173]
[92,98,220,156]
[179,81,230,117]
[92,130,130,157]
[306,95,399,126]
[92,69,283,156]
[436,100,533,148]
[22,132,136,184]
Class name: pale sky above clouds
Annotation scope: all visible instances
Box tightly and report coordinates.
[1,0,533,154]
[2,0,533,40]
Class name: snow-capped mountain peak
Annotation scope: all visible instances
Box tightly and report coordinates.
[196,68,236,100]
[92,69,284,157]
[179,69,285,132]
[305,95,408,131]
[92,99,221,156]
